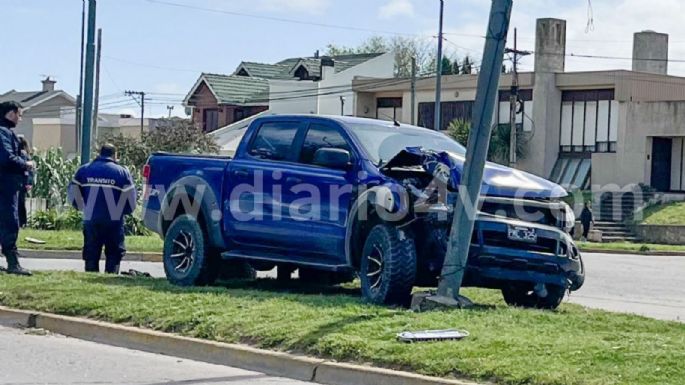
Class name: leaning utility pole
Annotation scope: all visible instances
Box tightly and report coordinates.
[433,0,445,131]
[125,90,146,135]
[80,0,97,165]
[93,28,103,142]
[504,28,531,167]
[411,56,417,125]
[435,0,513,304]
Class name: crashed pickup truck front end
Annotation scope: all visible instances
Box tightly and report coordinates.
[380,148,585,293]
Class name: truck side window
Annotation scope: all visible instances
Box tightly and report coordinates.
[249,122,299,161]
[299,124,351,165]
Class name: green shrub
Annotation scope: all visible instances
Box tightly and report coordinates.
[29,208,149,236]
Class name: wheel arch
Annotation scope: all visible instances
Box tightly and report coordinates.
[160,176,226,250]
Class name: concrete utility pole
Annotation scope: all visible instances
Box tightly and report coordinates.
[93,28,103,142]
[411,56,417,125]
[125,90,146,135]
[80,0,97,165]
[339,96,345,115]
[435,0,513,304]
[433,0,445,131]
[75,0,86,155]
[504,28,531,167]
[167,105,174,118]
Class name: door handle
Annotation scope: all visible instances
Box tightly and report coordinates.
[286,177,302,184]
[233,169,249,178]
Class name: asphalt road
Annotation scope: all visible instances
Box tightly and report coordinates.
[14,251,685,323]
[0,325,309,385]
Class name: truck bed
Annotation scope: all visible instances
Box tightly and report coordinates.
[142,153,231,235]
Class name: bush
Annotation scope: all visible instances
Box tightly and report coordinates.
[29,208,82,231]
[447,119,525,165]
[97,118,219,170]
[29,208,151,236]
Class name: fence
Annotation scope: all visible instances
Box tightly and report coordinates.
[26,198,47,218]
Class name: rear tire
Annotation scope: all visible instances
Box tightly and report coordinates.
[501,283,566,310]
[219,261,257,280]
[299,268,356,285]
[360,224,416,306]
[163,215,218,286]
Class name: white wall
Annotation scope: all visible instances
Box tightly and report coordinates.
[318,52,395,116]
[268,80,318,114]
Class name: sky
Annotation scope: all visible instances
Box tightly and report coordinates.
[4,0,685,118]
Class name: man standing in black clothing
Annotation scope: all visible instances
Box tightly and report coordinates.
[580,201,595,242]
[0,101,34,275]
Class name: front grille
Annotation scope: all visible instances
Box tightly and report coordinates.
[481,230,558,255]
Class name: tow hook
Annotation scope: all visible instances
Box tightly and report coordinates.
[534,283,548,298]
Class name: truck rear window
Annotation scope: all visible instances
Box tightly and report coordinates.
[249,122,299,161]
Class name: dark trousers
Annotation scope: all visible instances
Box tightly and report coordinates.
[18,189,27,228]
[582,221,591,239]
[0,190,20,257]
[83,221,126,273]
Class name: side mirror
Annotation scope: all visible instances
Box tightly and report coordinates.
[312,148,351,170]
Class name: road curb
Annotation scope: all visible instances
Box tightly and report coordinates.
[0,306,480,385]
[579,248,685,257]
[19,249,163,263]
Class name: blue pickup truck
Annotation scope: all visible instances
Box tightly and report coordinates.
[142,115,584,309]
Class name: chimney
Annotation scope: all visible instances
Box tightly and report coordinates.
[320,56,335,80]
[633,30,668,75]
[41,77,56,92]
[534,18,566,73]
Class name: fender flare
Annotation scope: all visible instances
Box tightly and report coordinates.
[159,175,226,249]
[344,185,411,267]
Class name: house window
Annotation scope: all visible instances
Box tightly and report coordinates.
[234,109,246,122]
[559,89,617,154]
[294,66,310,80]
[376,98,402,122]
[203,109,219,132]
[418,101,474,130]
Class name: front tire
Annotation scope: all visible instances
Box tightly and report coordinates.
[501,283,567,310]
[163,215,218,286]
[360,224,416,306]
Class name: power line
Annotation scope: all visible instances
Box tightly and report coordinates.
[145,0,425,37]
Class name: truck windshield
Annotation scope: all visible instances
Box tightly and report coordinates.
[346,123,467,165]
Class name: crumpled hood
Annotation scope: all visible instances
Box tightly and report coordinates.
[382,147,568,199]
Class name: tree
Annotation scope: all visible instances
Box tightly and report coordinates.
[326,35,434,78]
[447,119,525,165]
[98,118,219,169]
[461,56,473,74]
[441,56,455,75]
[453,58,461,75]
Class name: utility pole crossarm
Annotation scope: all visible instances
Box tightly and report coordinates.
[125,90,146,136]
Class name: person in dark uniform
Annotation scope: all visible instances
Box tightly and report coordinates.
[68,144,137,274]
[580,201,595,241]
[0,101,34,276]
[17,135,34,228]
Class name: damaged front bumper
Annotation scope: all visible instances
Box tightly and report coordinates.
[463,214,585,291]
